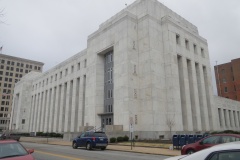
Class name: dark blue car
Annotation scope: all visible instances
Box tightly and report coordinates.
[72,131,108,150]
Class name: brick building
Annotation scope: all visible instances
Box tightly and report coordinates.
[0,54,44,131]
[214,58,240,101]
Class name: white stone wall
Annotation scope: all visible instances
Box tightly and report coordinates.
[214,96,240,131]
[10,0,240,139]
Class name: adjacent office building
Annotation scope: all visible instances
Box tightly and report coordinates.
[10,0,240,139]
[0,54,44,131]
[214,58,240,101]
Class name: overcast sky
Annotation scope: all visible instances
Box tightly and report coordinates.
[0,0,240,95]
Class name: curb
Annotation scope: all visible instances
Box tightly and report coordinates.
[20,140,178,156]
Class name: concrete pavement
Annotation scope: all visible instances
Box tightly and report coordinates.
[20,137,181,156]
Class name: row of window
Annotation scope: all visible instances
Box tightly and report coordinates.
[1,89,11,94]
[1,101,10,106]
[0,71,23,78]
[33,59,87,90]
[1,95,11,100]
[0,59,41,70]
[0,77,18,82]
[176,34,205,58]
[0,66,33,73]
[0,83,12,88]
[223,86,238,93]
[0,114,8,118]
[0,107,9,112]
[0,120,10,124]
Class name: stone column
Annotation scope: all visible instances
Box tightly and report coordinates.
[58,84,65,132]
[71,78,78,132]
[36,92,42,132]
[64,81,72,132]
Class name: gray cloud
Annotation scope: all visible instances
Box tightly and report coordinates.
[1,0,240,95]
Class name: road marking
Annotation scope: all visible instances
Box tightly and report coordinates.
[35,150,84,160]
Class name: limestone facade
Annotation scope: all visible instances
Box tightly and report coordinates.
[10,0,240,139]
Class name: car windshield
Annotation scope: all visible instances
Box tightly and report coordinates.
[0,142,28,159]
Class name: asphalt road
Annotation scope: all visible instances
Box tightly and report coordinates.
[22,142,171,160]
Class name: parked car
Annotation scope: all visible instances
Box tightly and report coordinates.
[0,140,35,160]
[0,133,21,141]
[165,141,240,160]
[181,134,240,155]
[72,131,108,150]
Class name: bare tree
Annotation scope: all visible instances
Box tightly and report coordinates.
[166,113,175,140]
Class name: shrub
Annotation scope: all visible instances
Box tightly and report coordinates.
[123,135,129,141]
[36,132,43,136]
[117,136,124,142]
[110,137,116,143]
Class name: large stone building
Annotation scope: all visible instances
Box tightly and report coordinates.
[10,0,240,139]
[0,53,43,131]
[214,58,240,101]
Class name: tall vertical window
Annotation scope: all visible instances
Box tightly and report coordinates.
[107,68,113,83]
[221,69,225,74]
[176,34,180,45]
[185,39,189,50]
[224,87,228,93]
[193,44,197,54]
[71,65,74,73]
[60,71,62,79]
[78,62,80,70]
[65,68,68,76]
[201,48,205,58]
[84,59,87,68]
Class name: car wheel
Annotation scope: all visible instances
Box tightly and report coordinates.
[86,142,92,150]
[101,147,106,150]
[72,142,78,149]
[186,149,195,154]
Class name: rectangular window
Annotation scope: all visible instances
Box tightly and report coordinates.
[71,65,74,73]
[224,87,228,92]
[55,74,57,81]
[222,69,225,74]
[60,71,62,79]
[17,62,20,66]
[78,62,80,70]
[84,59,87,68]
[22,119,25,124]
[21,63,24,67]
[65,68,68,76]
[185,39,189,50]
[201,48,205,58]
[193,44,197,54]
[223,78,226,83]
[176,34,180,45]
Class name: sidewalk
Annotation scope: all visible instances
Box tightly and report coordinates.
[20,137,180,156]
